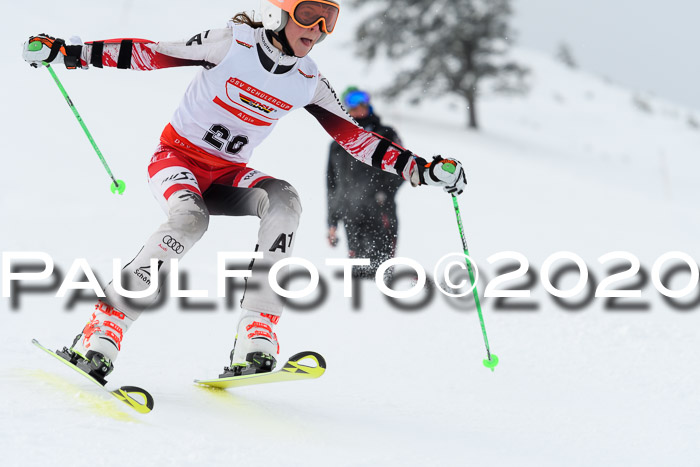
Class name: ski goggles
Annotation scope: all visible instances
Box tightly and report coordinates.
[344,90,371,109]
[289,0,340,34]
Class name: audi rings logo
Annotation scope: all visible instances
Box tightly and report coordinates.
[162,235,185,254]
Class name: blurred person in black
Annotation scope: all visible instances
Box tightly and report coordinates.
[327,87,404,278]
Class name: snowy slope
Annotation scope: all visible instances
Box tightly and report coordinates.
[2,1,700,466]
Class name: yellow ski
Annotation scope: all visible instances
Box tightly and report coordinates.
[32,339,154,414]
[195,351,326,389]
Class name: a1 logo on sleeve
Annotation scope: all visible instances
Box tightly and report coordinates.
[269,233,294,253]
[186,30,211,46]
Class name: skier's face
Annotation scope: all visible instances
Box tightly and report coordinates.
[349,104,370,120]
[284,21,322,57]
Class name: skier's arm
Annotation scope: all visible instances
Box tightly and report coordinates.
[305,75,467,194]
[23,29,232,71]
[305,75,418,184]
[381,126,406,193]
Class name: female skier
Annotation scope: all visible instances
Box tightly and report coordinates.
[22,0,467,378]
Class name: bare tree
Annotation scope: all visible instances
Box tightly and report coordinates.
[351,0,528,129]
[556,42,577,69]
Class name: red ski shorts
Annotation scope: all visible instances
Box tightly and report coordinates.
[147,144,273,211]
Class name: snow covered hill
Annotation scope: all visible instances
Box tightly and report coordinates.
[2,1,699,466]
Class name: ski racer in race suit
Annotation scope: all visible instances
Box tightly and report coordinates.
[22,0,467,378]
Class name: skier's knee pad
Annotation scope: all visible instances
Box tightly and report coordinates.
[166,190,210,241]
[256,179,302,220]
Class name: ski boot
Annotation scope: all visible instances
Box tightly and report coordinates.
[220,310,280,378]
[56,300,132,384]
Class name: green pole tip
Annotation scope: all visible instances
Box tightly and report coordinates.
[28,41,43,52]
[483,354,499,372]
[110,180,126,195]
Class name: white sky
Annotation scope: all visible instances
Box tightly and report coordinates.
[512,0,700,110]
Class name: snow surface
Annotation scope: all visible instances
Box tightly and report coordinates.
[2,1,700,466]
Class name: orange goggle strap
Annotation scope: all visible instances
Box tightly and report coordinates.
[290,0,340,34]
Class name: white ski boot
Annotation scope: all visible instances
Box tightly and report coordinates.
[220,310,280,377]
[66,300,133,381]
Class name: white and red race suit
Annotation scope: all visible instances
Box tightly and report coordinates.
[61,22,426,327]
[76,23,419,180]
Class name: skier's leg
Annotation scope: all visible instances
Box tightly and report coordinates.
[344,218,361,259]
[71,149,210,374]
[101,189,210,314]
[71,190,209,369]
[241,178,302,315]
[372,208,399,281]
[362,221,383,278]
[345,215,375,279]
[203,177,302,374]
[204,177,302,314]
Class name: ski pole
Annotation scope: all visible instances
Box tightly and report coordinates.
[451,193,499,371]
[29,41,125,194]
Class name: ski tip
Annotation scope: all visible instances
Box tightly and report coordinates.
[287,351,327,370]
[112,386,155,414]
